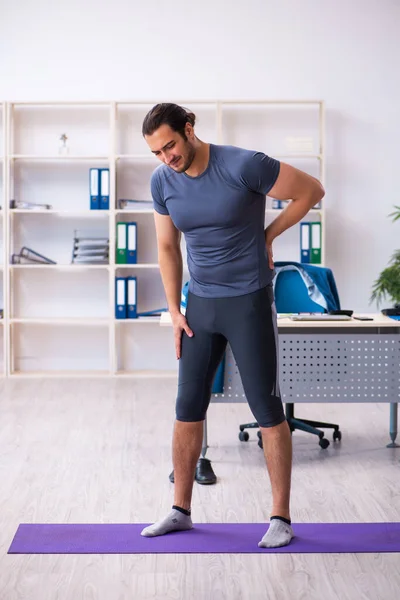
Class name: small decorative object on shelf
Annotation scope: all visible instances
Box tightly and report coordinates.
[58,133,69,156]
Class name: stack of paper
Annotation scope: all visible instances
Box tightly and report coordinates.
[72,235,109,264]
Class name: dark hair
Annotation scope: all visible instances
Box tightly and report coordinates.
[142,103,196,139]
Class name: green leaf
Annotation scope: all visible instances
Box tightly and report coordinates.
[388,205,400,222]
[371,205,400,306]
[370,264,400,306]
[390,249,400,264]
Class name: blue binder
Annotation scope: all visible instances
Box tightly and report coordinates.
[115,277,127,319]
[127,222,137,264]
[89,168,100,210]
[300,222,311,263]
[272,199,282,209]
[127,276,137,318]
[99,168,110,210]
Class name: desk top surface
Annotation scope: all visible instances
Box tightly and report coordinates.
[160,312,400,329]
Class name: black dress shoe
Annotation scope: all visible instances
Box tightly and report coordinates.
[168,458,217,485]
[195,457,217,485]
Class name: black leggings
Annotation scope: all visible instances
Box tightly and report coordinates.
[176,285,286,428]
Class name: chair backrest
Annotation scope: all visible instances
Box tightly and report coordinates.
[274,267,337,313]
[180,281,189,314]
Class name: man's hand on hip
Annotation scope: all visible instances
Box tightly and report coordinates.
[265,231,275,270]
[266,240,274,270]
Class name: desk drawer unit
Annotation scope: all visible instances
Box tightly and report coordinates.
[215,331,400,404]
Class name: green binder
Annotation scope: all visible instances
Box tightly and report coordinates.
[310,222,322,264]
[116,222,127,264]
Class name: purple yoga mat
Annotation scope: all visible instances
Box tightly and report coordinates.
[8,522,400,554]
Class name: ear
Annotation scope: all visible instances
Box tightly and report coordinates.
[185,122,194,139]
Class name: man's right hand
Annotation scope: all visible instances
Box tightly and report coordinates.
[170,311,194,359]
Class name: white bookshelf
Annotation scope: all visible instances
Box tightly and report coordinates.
[2,100,325,378]
[1,102,6,376]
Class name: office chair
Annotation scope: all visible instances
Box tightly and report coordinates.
[239,265,342,449]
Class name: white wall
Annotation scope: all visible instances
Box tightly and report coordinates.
[1,0,399,311]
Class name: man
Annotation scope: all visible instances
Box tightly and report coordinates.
[140,103,325,548]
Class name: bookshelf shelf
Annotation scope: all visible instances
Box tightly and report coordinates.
[11,155,110,161]
[10,264,110,270]
[10,370,111,378]
[115,369,177,378]
[115,209,154,215]
[0,99,325,377]
[116,154,156,160]
[10,210,109,216]
[114,263,159,269]
[266,208,321,216]
[273,154,322,160]
[11,368,177,379]
[10,318,109,325]
[115,317,162,324]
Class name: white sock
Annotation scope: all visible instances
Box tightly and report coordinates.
[141,507,193,538]
[258,517,294,548]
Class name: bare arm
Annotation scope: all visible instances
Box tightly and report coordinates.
[154,211,193,358]
[154,211,183,315]
[264,162,325,267]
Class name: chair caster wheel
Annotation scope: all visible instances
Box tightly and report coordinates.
[319,437,330,449]
[333,430,342,442]
[239,431,249,442]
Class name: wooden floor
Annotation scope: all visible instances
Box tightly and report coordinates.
[0,378,399,600]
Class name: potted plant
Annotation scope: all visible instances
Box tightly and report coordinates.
[370,206,400,312]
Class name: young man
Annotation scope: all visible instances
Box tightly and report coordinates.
[140,103,325,548]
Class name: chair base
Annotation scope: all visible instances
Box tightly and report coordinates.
[239,404,342,449]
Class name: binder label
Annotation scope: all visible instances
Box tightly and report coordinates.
[117,223,127,249]
[128,224,137,250]
[117,279,125,305]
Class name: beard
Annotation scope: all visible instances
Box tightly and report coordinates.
[170,142,196,173]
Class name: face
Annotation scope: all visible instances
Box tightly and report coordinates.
[145,123,196,173]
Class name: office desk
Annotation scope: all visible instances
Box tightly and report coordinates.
[160,313,400,449]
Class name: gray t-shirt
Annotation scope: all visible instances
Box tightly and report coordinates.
[151,143,280,298]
